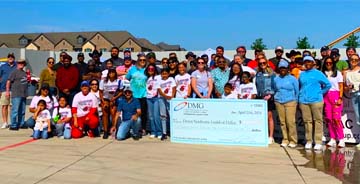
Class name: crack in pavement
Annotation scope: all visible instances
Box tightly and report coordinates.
[282,147,307,184]
[33,140,114,184]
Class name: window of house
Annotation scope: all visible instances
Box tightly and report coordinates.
[77,37,83,44]
[63,41,65,45]
[84,48,92,52]
[19,38,28,45]
[100,48,107,52]
[129,40,132,45]
[97,35,100,40]
[60,49,67,52]
[130,47,134,52]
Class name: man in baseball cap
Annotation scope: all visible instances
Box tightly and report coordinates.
[330,48,348,74]
[269,45,287,68]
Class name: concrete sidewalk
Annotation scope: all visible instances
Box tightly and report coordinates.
[0,128,342,184]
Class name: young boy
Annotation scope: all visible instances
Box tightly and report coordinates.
[222,83,238,99]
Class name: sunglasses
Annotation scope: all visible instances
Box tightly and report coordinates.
[351,58,359,62]
[197,62,204,64]
[259,62,267,65]
[162,62,168,64]
[124,91,132,94]
[148,67,155,71]
[90,83,98,86]
[48,62,54,64]
[325,62,333,65]
[139,59,146,62]
[237,50,246,53]
[218,60,226,63]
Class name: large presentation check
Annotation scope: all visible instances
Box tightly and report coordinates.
[170,98,268,147]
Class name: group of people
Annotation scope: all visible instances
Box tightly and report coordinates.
[0,45,359,151]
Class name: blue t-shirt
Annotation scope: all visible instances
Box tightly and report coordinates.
[117,97,140,121]
[0,63,17,92]
[125,66,147,98]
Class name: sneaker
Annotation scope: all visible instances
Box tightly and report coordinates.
[305,142,312,150]
[149,135,156,139]
[288,143,297,148]
[280,143,288,147]
[314,144,322,151]
[157,135,162,140]
[132,135,140,141]
[1,123,8,129]
[338,139,345,148]
[268,137,274,144]
[58,136,64,139]
[87,130,94,138]
[19,125,28,129]
[327,139,336,147]
[9,127,19,131]
[102,132,109,139]
[161,134,167,141]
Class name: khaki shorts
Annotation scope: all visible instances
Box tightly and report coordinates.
[0,92,11,106]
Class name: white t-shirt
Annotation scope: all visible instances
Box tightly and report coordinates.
[228,76,241,93]
[34,109,51,130]
[72,92,98,117]
[238,82,258,99]
[175,73,191,98]
[156,77,176,97]
[325,70,343,91]
[346,70,360,93]
[30,95,58,110]
[99,79,123,99]
[91,90,102,116]
[222,92,238,99]
[146,75,160,98]
[52,107,72,121]
[101,69,108,81]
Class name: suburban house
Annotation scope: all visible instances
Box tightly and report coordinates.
[0,31,185,52]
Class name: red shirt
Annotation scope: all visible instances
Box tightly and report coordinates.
[56,65,79,92]
[247,60,276,71]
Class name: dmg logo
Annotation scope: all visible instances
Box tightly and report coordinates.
[174,102,205,111]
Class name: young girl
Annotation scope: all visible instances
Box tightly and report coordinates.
[175,63,191,98]
[33,100,51,139]
[100,68,123,139]
[156,68,176,140]
[239,71,257,99]
[228,63,243,95]
[53,96,72,139]
[145,64,161,138]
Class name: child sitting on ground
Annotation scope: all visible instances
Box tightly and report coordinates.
[222,83,238,99]
[33,100,51,139]
[53,96,72,139]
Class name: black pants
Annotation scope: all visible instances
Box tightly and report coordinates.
[137,98,148,132]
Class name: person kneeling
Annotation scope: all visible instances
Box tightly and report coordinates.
[71,81,99,138]
[111,87,141,141]
[33,100,51,139]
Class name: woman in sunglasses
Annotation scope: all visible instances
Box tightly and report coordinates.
[39,57,57,96]
[322,56,345,148]
[191,57,213,98]
[255,57,276,144]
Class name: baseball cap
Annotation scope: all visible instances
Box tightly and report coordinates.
[320,46,329,52]
[124,86,132,92]
[330,48,340,57]
[278,59,289,68]
[78,52,84,57]
[303,56,315,62]
[275,46,284,52]
[7,53,15,58]
[40,83,50,90]
[81,81,90,87]
[124,48,131,53]
[147,52,156,58]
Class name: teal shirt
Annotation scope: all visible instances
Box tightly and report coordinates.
[126,66,147,98]
[210,68,230,94]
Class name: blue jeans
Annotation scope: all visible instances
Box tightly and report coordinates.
[33,127,49,139]
[147,98,161,137]
[158,97,170,135]
[55,123,71,139]
[351,92,360,125]
[192,87,209,98]
[116,118,141,140]
[10,97,26,128]
[25,117,36,129]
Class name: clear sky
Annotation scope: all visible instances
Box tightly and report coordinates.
[1,0,359,51]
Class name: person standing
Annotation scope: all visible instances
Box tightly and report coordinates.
[6,59,28,130]
[39,57,57,96]
[274,60,299,148]
[269,46,287,67]
[211,56,230,98]
[0,53,17,129]
[321,56,345,148]
[103,47,123,69]
[53,51,67,71]
[56,55,79,106]
[299,56,331,151]
[345,54,360,129]
[191,57,213,98]
[126,53,148,136]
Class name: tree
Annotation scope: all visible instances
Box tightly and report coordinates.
[343,34,359,48]
[296,36,314,49]
[251,38,267,50]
